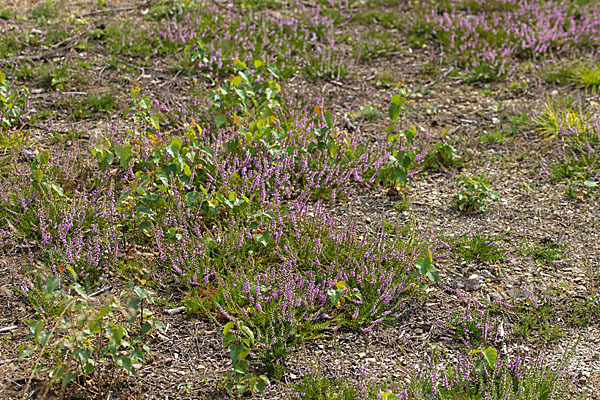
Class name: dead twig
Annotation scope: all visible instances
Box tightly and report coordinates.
[165,306,186,315]
[0,325,17,334]
[89,285,111,297]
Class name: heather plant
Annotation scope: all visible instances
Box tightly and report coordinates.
[201,209,432,375]
[146,5,342,79]
[18,278,163,394]
[356,104,382,121]
[453,174,498,213]
[390,344,578,400]
[353,29,403,62]
[441,299,502,349]
[408,0,600,80]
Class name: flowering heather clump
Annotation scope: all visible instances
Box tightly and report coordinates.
[408,0,600,79]
[390,344,578,400]
[149,5,343,78]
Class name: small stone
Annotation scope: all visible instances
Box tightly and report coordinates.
[463,278,481,292]
[289,373,298,380]
[358,352,367,358]
[489,292,503,301]
[0,285,13,297]
[366,358,377,363]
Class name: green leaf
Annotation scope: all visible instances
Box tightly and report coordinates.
[241,325,254,344]
[236,384,248,396]
[230,343,244,364]
[234,359,249,374]
[255,231,270,247]
[114,144,133,169]
[323,111,333,129]
[44,276,59,295]
[31,168,44,183]
[131,347,145,362]
[223,322,235,336]
[118,356,136,376]
[267,64,280,79]
[472,347,497,370]
[223,332,235,349]
[136,206,155,218]
[255,379,266,395]
[19,347,35,359]
[215,115,227,127]
[37,150,49,165]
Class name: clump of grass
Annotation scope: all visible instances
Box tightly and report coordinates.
[375,70,401,87]
[518,238,564,266]
[537,98,599,189]
[480,129,509,144]
[31,0,57,21]
[356,104,382,121]
[354,29,403,62]
[571,63,600,92]
[451,233,506,263]
[0,7,14,19]
[68,92,118,120]
[534,96,587,140]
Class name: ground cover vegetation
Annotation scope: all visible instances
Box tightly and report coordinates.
[0,0,598,398]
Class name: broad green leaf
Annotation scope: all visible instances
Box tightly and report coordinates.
[31,169,43,183]
[230,343,244,364]
[44,276,59,295]
[255,231,270,247]
[37,150,49,165]
[234,359,249,374]
[231,75,243,87]
[241,325,254,344]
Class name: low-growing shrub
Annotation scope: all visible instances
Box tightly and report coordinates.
[19,278,163,394]
[453,174,498,213]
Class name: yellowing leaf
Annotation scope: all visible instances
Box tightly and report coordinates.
[231,75,243,86]
[232,115,242,125]
[314,105,322,116]
[254,60,264,68]
[335,280,348,290]
[233,58,247,69]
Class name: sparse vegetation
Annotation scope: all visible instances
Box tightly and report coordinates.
[0,0,597,399]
